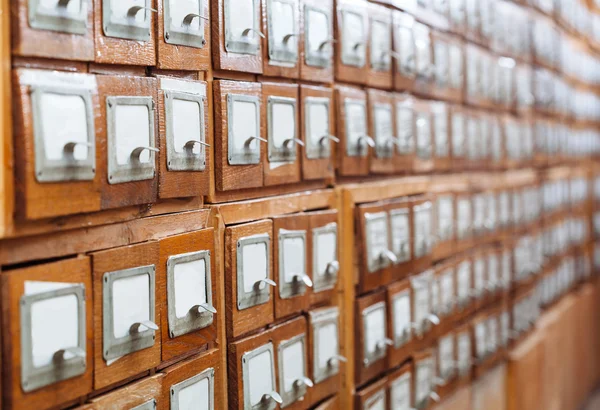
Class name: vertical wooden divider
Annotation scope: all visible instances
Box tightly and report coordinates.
[0,0,13,238]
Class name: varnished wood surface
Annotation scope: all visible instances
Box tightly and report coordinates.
[76,374,163,410]
[0,0,12,240]
[355,290,388,388]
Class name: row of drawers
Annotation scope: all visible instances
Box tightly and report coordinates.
[13,67,599,222]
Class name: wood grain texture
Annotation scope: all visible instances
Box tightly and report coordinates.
[312,394,339,409]
[272,214,310,319]
[300,84,336,181]
[366,3,392,90]
[160,349,222,410]
[158,229,218,362]
[96,75,159,210]
[11,0,94,61]
[335,85,369,177]
[93,0,156,66]
[354,374,387,409]
[438,384,472,410]
[211,0,263,73]
[12,69,103,220]
[308,210,339,307]
[1,0,13,241]
[262,82,301,187]
[471,364,505,410]
[368,88,396,175]
[1,256,93,410]
[334,0,369,85]
[260,0,300,79]
[91,241,161,390]
[76,374,163,410]
[156,77,210,199]
[224,219,274,340]
[299,0,334,84]
[156,0,210,70]
[213,80,264,192]
[386,279,414,369]
[355,290,388,387]
[506,331,543,410]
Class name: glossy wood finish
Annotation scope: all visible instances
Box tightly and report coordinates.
[355,290,388,387]
[76,374,163,410]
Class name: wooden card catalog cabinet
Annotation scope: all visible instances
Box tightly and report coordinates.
[228,328,281,410]
[412,197,434,271]
[335,85,369,176]
[387,198,413,282]
[300,85,335,181]
[307,307,343,405]
[335,0,369,84]
[158,229,217,362]
[387,280,413,368]
[263,82,301,186]
[262,0,300,78]
[213,80,264,192]
[272,214,310,319]
[357,202,393,293]
[91,242,160,389]
[392,11,417,91]
[273,318,310,408]
[355,377,387,410]
[161,349,221,410]
[1,257,92,410]
[394,94,416,172]
[414,350,438,410]
[212,0,263,73]
[433,193,454,260]
[13,0,94,60]
[368,89,396,174]
[431,102,452,171]
[309,210,339,306]
[413,22,435,97]
[78,374,163,410]
[367,3,393,89]
[224,220,274,339]
[13,69,101,220]
[300,0,334,83]
[157,77,210,199]
[356,291,390,386]
[97,75,158,210]
[93,0,156,66]
[413,102,434,172]
[388,364,413,410]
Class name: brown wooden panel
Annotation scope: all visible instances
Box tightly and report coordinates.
[262,82,301,187]
[158,229,217,362]
[96,75,159,210]
[93,0,157,66]
[355,290,388,387]
[272,213,310,319]
[335,85,369,177]
[156,0,211,70]
[91,241,161,390]
[213,80,264,192]
[11,0,94,61]
[12,69,102,220]
[1,257,93,410]
[471,364,506,410]
[76,374,163,410]
[224,219,274,339]
[156,76,210,199]
[355,375,388,409]
[299,0,334,83]
[300,84,336,181]
[368,88,396,175]
[506,332,543,410]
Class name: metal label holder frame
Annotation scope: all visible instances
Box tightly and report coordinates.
[362,301,388,368]
[103,0,152,41]
[224,0,260,55]
[373,103,394,159]
[277,334,309,407]
[304,97,332,160]
[131,399,157,410]
[267,0,299,64]
[227,94,262,165]
[106,96,157,184]
[242,343,277,410]
[370,17,391,72]
[312,223,338,292]
[102,265,157,361]
[236,234,272,311]
[170,367,215,410]
[304,5,332,68]
[365,388,387,409]
[390,208,411,263]
[278,228,308,299]
[28,0,88,34]
[165,90,207,171]
[20,284,87,392]
[340,8,366,68]
[167,250,214,338]
[413,202,433,258]
[344,98,369,157]
[31,85,96,183]
[364,211,391,273]
[395,104,415,156]
[164,0,206,48]
[267,96,298,163]
[391,289,412,348]
[309,307,340,383]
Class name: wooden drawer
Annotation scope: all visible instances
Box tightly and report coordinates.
[262,82,301,187]
[300,85,336,181]
[309,210,340,307]
[394,93,417,173]
[91,242,161,390]
[13,69,102,220]
[412,22,435,99]
[156,76,211,199]
[307,306,343,406]
[431,101,452,172]
[435,259,457,324]
[355,291,390,386]
[386,279,414,369]
[432,193,455,261]
[387,363,413,410]
[213,80,264,192]
[368,88,396,175]
[96,75,159,211]
[299,0,335,83]
[355,376,387,410]
[334,0,369,85]
[412,100,435,173]
[413,349,437,410]
[158,229,217,362]
[357,201,393,293]
[430,30,464,103]
[410,270,439,343]
[261,0,301,78]
[157,0,211,70]
[93,0,157,66]
[455,193,473,253]
[436,330,458,400]
[411,196,434,272]
[76,374,163,410]
[224,220,275,339]
[450,104,468,170]
[11,0,94,60]
[387,198,413,283]
[1,257,93,410]
[455,257,473,317]
[335,85,369,177]
[392,11,417,92]
[211,0,263,73]
[161,349,223,410]
[366,3,393,90]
